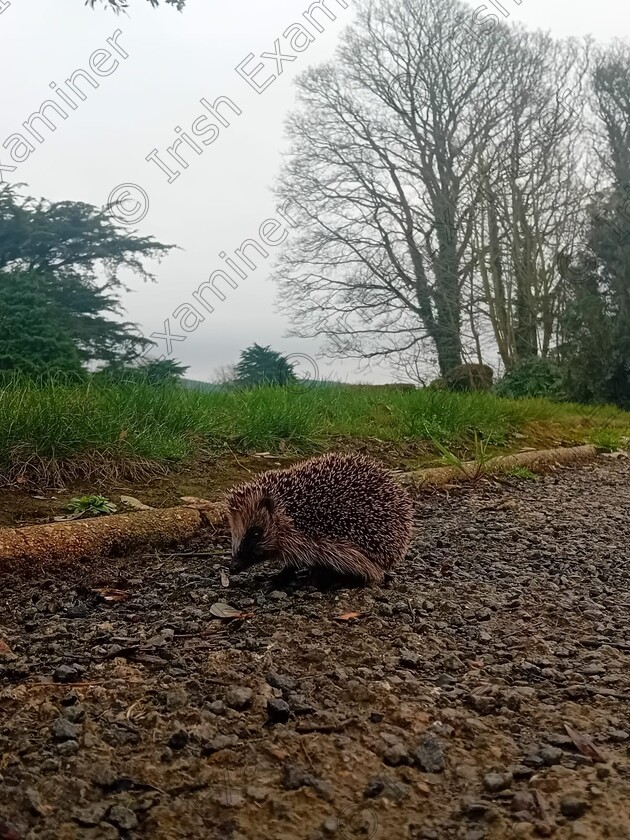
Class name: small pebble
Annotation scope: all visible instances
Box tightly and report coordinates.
[364,778,385,798]
[560,794,589,819]
[413,735,445,773]
[266,673,297,692]
[208,734,239,752]
[400,650,422,669]
[108,804,138,831]
[383,743,410,767]
[57,740,80,756]
[168,729,188,750]
[267,698,291,724]
[74,804,109,827]
[53,665,79,683]
[483,772,513,793]
[226,687,253,710]
[539,745,563,765]
[51,718,81,741]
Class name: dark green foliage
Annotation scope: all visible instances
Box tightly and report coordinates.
[559,46,630,409]
[234,344,297,387]
[444,364,494,392]
[97,358,189,385]
[559,194,630,407]
[0,271,84,379]
[0,184,174,374]
[495,357,566,400]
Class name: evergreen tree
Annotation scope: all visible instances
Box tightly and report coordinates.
[561,45,630,407]
[0,184,174,371]
[0,271,83,378]
[98,357,189,385]
[234,344,297,387]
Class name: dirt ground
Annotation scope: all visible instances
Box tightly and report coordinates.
[2,456,630,840]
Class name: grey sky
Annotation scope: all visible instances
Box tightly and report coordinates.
[1,0,627,382]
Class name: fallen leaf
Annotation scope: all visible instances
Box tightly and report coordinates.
[533,790,548,821]
[564,723,606,762]
[209,602,253,620]
[53,512,85,522]
[120,495,152,511]
[0,638,13,655]
[180,496,216,510]
[92,588,130,602]
[220,570,230,588]
[333,611,364,621]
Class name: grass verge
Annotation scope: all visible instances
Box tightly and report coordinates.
[0,378,628,486]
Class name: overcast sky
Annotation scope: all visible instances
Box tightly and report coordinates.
[1,0,627,383]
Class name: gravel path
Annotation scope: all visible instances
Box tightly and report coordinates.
[2,456,630,840]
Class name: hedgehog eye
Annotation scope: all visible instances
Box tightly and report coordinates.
[250,527,263,540]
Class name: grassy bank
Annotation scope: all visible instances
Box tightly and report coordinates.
[0,378,628,485]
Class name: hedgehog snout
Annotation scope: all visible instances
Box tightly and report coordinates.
[229,555,247,574]
[230,540,265,574]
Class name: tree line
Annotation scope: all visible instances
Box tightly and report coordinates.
[271,0,630,406]
[3,0,628,406]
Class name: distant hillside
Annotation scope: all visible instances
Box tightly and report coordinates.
[180,378,226,393]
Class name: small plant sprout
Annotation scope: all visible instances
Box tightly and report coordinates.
[430,431,493,482]
[506,466,540,480]
[588,429,623,453]
[67,495,118,517]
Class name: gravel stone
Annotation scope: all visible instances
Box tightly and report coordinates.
[483,772,513,793]
[107,805,138,831]
[383,743,410,766]
[539,745,563,765]
[267,697,291,724]
[560,794,590,819]
[51,718,81,741]
[413,735,445,773]
[3,457,630,840]
[226,687,253,710]
[74,804,109,826]
[53,665,80,683]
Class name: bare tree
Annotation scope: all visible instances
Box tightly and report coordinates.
[272,0,516,377]
[472,32,591,368]
[87,0,185,10]
[213,364,237,385]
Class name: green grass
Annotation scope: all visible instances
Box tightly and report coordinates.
[588,428,628,452]
[0,377,628,483]
[506,466,540,480]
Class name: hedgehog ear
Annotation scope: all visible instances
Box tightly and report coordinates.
[258,495,275,515]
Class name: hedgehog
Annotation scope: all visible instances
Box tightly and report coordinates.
[224,452,414,585]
